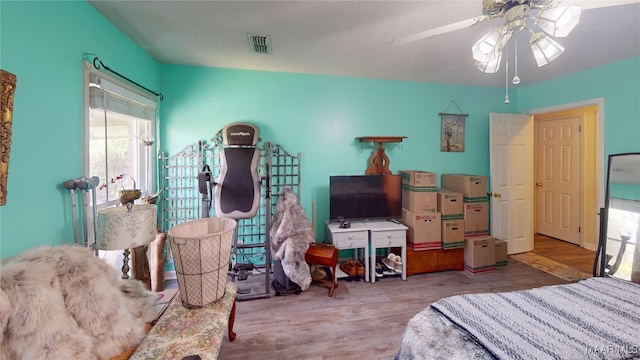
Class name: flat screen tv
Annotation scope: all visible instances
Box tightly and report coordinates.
[329,174,402,222]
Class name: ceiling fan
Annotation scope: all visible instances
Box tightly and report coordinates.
[392,0,639,69]
[393,0,638,73]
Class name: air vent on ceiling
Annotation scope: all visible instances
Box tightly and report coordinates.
[247,34,272,54]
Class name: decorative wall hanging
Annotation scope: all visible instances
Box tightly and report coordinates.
[1,69,17,206]
[440,100,468,153]
[357,136,406,175]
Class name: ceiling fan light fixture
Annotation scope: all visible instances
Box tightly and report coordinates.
[536,5,581,37]
[482,0,553,17]
[476,50,503,73]
[529,32,564,67]
[529,0,555,7]
[472,27,511,63]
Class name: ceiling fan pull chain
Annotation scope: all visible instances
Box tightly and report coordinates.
[505,44,510,104]
[513,34,521,85]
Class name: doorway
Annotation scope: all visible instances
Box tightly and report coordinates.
[532,233,596,274]
[533,105,599,250]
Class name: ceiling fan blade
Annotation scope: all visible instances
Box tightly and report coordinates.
[559,0,640,10]
[392,15,489,46]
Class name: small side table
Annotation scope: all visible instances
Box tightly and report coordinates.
[305,243,339,297]
[366,221,408,283]
[326,221,370,282]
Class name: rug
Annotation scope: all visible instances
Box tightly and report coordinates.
[510,252,592,282]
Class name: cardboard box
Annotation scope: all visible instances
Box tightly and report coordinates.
[399,170,437,188]
[402,186,438,213]
[463,201,489,236]
[464,235,496,273]
[441,174,487,202]
[495,239,508,266]
[437,190,463,219]
[442,219,465,249]
[402,209,441,251]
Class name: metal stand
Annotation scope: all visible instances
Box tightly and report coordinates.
[160,134,301,301]
[198,165,214,218]
[121,248,131,279]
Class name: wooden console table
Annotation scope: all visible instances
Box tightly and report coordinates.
[357,136,406,175]
[402,247,464,277]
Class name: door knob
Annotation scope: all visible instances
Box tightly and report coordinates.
[493,192,502,198]
[535,182,543,187]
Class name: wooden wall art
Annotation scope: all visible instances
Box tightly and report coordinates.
[1,69,17,206]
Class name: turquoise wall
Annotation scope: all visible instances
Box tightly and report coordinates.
[517,57,640,155]
[1,0,638,259]
[0,1,160,258]
[159,65,514,241]
[610,184,640,202]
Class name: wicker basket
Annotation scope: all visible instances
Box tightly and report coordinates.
[168,217,237,308]
[118,177,141,205]
[118,189,141,204]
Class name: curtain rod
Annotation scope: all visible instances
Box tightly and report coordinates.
[92,57,164,101]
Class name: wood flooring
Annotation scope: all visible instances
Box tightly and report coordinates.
[216,241,586,360]
[532,233,597,274]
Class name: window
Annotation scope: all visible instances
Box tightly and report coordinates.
[84,66,158,209]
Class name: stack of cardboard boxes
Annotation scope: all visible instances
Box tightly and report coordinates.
[438,190,464,249]
[398,170,466,251]
[441,174,497,274]
[398,170,465,277]
[399,170,441,251]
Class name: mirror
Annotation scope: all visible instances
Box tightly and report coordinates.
[596,152,640,283]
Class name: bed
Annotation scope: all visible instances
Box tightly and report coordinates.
[395,277,640,360]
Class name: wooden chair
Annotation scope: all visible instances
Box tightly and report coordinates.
[304,243,339,297]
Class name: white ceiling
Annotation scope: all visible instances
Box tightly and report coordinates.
[88,0,640,88]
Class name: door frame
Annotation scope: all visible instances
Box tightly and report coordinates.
[523,97,605,251]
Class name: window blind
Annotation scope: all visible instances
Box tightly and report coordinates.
[89,73,156,121]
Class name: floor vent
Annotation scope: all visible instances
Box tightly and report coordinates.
[247,34,272,54]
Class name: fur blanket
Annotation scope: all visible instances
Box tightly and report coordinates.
[270,187,313,291]
[0,245,157,360]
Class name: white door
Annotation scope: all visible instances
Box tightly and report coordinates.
[490,113,534,254]
[535,116,582,245]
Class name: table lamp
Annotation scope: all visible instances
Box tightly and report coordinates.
[96,203,158,279]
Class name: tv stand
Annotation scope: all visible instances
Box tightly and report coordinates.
[326,221,370,282]
[364,220,407,283]
[325,220,407,283]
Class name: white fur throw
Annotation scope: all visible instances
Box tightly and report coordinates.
[270,187,313,291]
[0,245,157,360]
